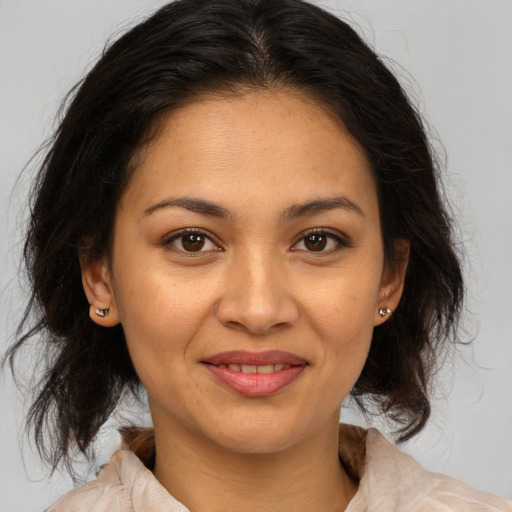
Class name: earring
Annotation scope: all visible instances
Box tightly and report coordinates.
[95,307,110,317]
[378,307,391,317]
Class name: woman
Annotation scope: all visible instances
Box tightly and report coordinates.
[5,0,511,510]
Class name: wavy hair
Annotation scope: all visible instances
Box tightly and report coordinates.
[6,0,463,473]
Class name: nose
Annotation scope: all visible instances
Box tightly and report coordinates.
[215,248,299,335]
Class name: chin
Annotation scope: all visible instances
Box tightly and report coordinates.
[200,414,320,456]
[215,431,299,455]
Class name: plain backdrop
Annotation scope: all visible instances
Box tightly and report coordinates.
[0,0,511,510]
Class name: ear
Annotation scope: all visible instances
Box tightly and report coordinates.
[374,239,410,326]
[80,255,120,327]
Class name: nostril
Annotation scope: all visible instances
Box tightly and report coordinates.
[215,275,300,334]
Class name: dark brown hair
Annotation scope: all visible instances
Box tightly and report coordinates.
[6,0,463,473]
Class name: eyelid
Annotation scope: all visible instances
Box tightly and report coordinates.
[159,227,349,254]
[290,227,351,252]
[160,228,223,253]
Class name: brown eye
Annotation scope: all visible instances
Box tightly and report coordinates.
[304,234,327,251]
[180,233,206,252]
[165,230,219,253]
[292,230,347,253]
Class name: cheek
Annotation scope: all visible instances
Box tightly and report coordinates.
[119,283,208,345]
[300,263,381,387]
[114,277,211,405]
[303,266,382,338]
[111,253,215,365]
[315,294,376,401]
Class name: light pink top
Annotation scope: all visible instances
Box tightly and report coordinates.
[47,425,512,511]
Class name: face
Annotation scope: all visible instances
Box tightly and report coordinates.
[83,90,406,454]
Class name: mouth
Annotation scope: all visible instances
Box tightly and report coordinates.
[202,350,308,397]
[214,362,294,373]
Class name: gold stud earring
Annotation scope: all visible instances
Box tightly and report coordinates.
[378,307,391,317]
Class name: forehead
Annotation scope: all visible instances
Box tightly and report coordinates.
[120,89,377,220]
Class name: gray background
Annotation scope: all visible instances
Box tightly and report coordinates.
[1,0,511,509]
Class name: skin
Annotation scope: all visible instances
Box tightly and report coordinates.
[82,89,408,511]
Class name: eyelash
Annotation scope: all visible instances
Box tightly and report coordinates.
[160,228,222,255]
[291,228,350,254]
[160,228,350,255]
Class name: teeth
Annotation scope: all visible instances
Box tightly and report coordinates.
[221,363,291,373]
[257,364,274,374]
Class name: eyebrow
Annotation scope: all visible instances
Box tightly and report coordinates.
[142,197,231,220]
[141,195,364,221]
[282,196,365,220]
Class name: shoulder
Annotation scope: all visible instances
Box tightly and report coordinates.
[340,425,512,511]
[45,445,186,512]
[46,451,136,512]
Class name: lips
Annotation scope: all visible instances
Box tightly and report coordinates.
[202,350,307,397]
[216,363,292,373]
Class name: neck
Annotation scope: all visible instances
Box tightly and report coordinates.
[151,415,357,512]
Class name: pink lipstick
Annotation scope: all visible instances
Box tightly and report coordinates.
[202,350,307,397]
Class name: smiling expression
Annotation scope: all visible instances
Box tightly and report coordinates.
[83,89,406,454]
